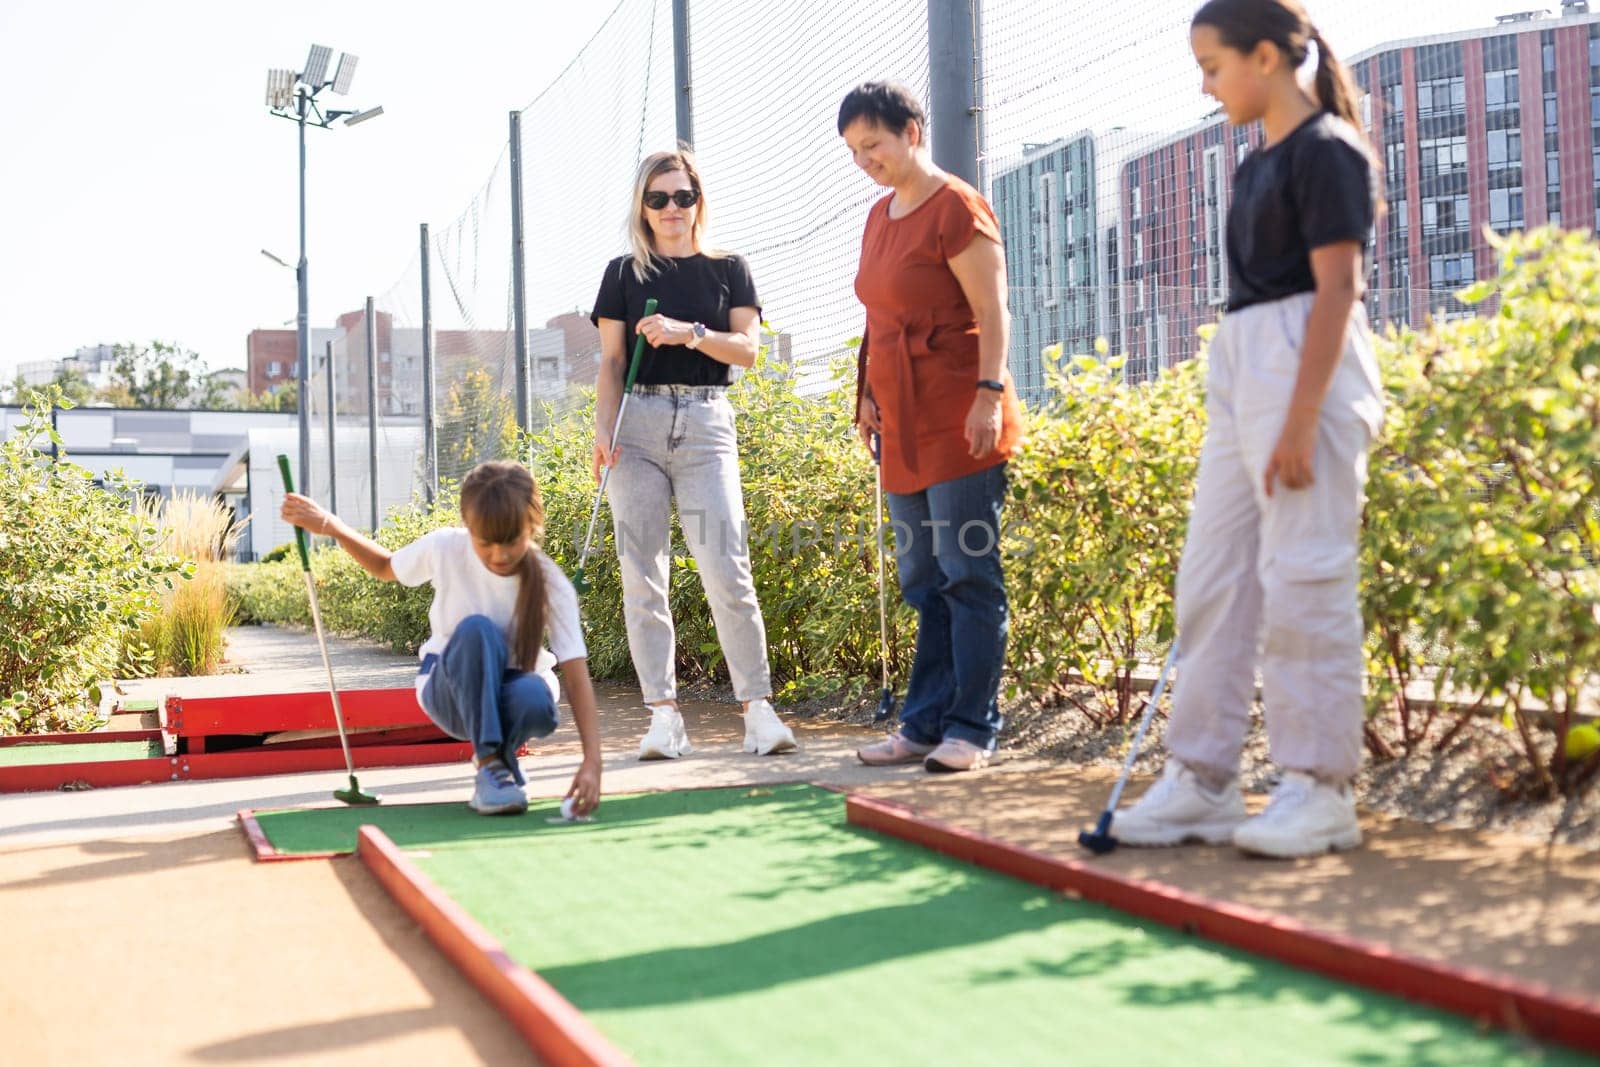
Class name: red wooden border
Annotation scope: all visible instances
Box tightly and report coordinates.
[358,826,635,1067]
[165,688,433,737]
[0,741,472,794]
[846,794,1600,1057]
[236,808,346,863]
[0,730,163,748]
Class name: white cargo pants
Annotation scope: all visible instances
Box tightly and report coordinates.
[1165,292,1384,783]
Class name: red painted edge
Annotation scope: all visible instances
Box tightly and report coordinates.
[357,826,636,1067]
[168,687,434,736]
[0,741,472,794]
[235,808,344,863]
[0,730,163,748]
[845,795,1600,1056]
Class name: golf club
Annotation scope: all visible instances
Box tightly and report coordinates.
[870,431,897,724]
[1078,640,1179,854]
[277,455,379,806]
[574,296,658,595]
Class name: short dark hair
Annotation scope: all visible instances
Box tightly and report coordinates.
[837,81,927,137]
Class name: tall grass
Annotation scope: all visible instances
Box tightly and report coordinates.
[121,493,246,677]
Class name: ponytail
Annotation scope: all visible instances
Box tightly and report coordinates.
[1310,29,1362,137]
[511,546,547,672]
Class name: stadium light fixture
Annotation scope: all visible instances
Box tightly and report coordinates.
[331,53,359,95]
[303,45,333,89]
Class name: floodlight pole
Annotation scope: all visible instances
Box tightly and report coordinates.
[296,87,312,499]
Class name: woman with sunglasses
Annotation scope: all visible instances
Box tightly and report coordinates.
[590,148,798,762]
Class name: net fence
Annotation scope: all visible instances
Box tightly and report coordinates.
[292,0,1600,521]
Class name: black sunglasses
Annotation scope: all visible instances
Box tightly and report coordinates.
[643,189,700,210]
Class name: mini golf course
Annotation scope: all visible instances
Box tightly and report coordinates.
[243,784,1591,1066]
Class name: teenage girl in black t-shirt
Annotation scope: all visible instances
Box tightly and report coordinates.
[589,149,797,762]
[1114,0,1385,859]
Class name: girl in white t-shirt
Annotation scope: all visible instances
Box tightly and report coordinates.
[281,460,601,817]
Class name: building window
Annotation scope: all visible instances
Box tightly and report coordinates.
[537,357,559,380]
[1417,77,1465,115]
[1548,150,1562,192]
[1484,70,1519,110]
[1037,171,1059,307]
[1384,82,1405,121]
[1422,195,1471,232]
[1202,145,1228,307]
[1420,135,1468,177]
[1130,186,1142,217]
[1486,129,1522,170]
[1546,94,1559,131]
[1429,253,1475,288]
[267,361,282,377]
[1489,188,1525,231]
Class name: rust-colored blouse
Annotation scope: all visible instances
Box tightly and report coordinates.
[853,177,1024,495]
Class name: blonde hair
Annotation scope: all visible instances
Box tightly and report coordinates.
[627,148,727,283]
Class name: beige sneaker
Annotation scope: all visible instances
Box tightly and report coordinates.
[857,731,935,766]
[638,703,692,761]
[924,738,990,773]
[743,698,797,755]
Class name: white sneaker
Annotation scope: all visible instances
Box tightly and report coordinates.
[1114,760,1247,847]
[742,698,797,755]
[1232,771,1362,858]
[638,703,692,760]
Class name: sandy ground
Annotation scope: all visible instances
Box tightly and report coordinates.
[3,625,1598,1064]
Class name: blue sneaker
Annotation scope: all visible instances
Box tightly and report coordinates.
[469,760,527,816]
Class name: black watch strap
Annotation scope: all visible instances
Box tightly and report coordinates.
[976,378,1005,393]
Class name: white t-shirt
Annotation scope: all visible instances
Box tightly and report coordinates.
[389,527,586,707]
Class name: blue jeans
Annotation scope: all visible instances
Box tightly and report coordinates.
[419,615,558,786]
[886,463,1009,750]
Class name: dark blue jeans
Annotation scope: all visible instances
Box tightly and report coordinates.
[419,615,558,786]
[886,462,1009,750]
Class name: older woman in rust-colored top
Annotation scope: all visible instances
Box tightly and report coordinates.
[842,82,1024,774]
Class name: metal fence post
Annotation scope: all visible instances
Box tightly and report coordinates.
[420,223,438,505]
[509,110,531,435]
[926,0,982,189]
[366,295,379,531]
[673,0,694,147]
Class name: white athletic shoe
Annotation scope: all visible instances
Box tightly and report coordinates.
[1232,771,1362,858]
[638,703,692,761]
[742,698,797,755]
[1114,760,1247,847]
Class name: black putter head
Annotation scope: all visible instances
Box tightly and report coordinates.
[1078,811,1118,855]
[873,688,897,724]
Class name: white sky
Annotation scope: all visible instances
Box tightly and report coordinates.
[0,0,1552,379]
[0,0,616,377]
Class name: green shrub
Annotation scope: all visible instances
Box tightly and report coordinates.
[0,389,187,733]
[1361,228,1600,796]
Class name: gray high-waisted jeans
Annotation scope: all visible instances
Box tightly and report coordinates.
[607,384,772,704]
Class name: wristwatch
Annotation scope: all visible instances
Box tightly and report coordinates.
[976,378,1005,393]
[687,322,708,350]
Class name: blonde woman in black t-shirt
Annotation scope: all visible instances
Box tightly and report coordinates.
[1113,0,1383,859]
[590,149,797,761]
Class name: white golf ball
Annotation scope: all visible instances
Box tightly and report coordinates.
[560,796,578,821]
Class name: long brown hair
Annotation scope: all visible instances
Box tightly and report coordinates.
[459,461,546,670]
[1193,0,1364,141]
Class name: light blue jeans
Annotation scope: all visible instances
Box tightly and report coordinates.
[607,385,773,704]
[419,616,558,786]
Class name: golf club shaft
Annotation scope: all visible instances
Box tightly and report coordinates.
[1104,641,1180,813]
[577,299,657,572]
[577,392,632,568]
[301,568,359,777]
[873,435,889,690]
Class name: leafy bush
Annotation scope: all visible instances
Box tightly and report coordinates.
[1007,344,1204,722]
[0,390,187,733]
[1362,228,1600,797]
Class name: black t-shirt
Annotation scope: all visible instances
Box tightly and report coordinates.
[589,253,761,386]
[1226,111,1376,312]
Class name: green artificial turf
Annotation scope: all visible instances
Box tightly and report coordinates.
[251,785,1583,1066]
[0,740,163,767]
